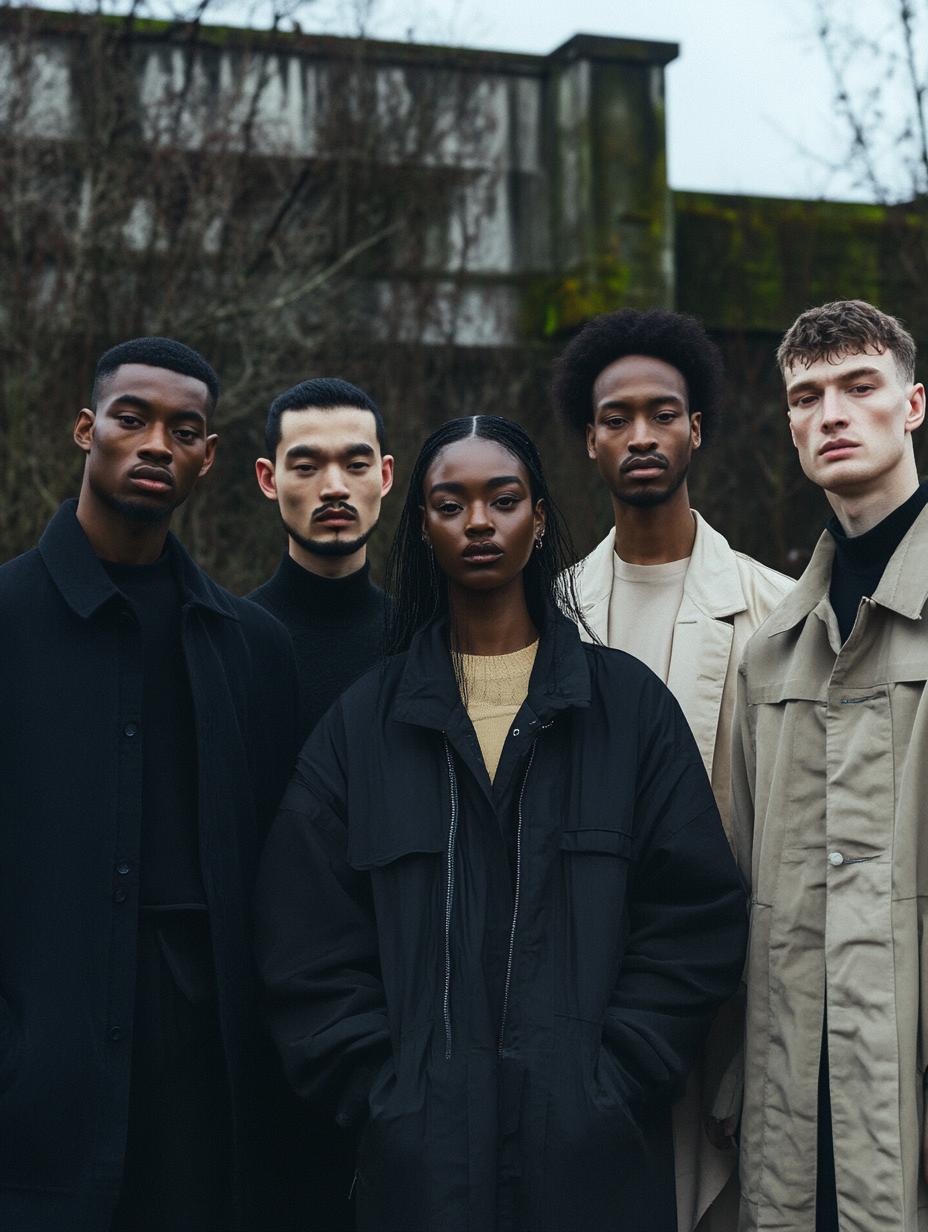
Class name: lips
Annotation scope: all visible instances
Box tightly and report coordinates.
[623,456,668,475]
[462,542,502,562]
[313,504,357,528]
[129,466,173,493]
[819,439,859,458]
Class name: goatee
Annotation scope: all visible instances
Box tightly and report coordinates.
[283,517,379,559]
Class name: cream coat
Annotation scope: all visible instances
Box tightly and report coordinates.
[573,511,794,1231]
[731,505,928,1231]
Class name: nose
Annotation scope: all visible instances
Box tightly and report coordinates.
[465,501,493,536]
[820,386,850,431]
[627,417,658,452]
[138,423,173,461]
[319,464,351,501]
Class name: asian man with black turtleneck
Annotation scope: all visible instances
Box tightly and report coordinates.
[250,378,394,743]
[248,379,393,1231]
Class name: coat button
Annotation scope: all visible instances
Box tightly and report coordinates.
[512,728,520,737]
[124,723,138,737]
[108,1026,125,1042]
[116,863,130,875]
[828,852,845,866]
[335,1112,351,1129]
[114,888,127,903]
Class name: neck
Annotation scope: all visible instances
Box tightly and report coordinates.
[447,574,538,655]
[289,537,367,579]
[826,455,920,537]
[611,482,696,564]
[76,483,171,565]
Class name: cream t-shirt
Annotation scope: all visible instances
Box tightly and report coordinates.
[607,552,690,682]
[458,640,539,783]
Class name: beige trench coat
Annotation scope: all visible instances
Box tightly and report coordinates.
[731,505,928,1231]
[574,511,794,1231]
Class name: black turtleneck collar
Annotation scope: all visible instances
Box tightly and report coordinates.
[247,550,388,740]
[258,551,382,626]
[826,479,928,642]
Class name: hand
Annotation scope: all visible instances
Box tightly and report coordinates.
[706,1114,739,1151]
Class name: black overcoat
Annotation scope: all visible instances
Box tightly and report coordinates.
[256,609,748,1232]
[0,501,300,1232]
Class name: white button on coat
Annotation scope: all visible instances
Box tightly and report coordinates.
[828,852,845,867]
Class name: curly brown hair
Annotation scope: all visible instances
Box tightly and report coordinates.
[777,300,916,384]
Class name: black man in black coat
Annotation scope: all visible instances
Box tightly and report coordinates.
[0,339,299,1232]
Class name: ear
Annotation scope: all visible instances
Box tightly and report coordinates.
[786,410,799,449]
[255,457,279,501]
[419,504,429,544]
[381,454,395,498]
[199,435,219,479]
[689,411,702,451]
[585,422,597,460]
[74,408,95,454]
[534,498,546,539]
[904,383,926,436]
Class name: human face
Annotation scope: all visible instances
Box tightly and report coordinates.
[255,406,394,561]
[586,355,700,507]
[785,348,925,496]
[421,436,544,595]
[75,363,216,522]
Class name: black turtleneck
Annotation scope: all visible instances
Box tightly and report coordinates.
[826,480,928,643]
[247,551,387,741]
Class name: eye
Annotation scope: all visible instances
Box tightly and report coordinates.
[175,428,198,441]
[604,416,627,429]
[493,494,520,509]
[117,414,143,427]
[436,500,462,515]
[294,464,316,474]
[655,411,677,423]
[850,383,874,394]
[348,461,370,471]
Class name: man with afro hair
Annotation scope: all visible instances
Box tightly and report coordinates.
[554,308,793,1232]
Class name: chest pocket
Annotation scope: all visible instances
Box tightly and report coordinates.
[559,828,632,858]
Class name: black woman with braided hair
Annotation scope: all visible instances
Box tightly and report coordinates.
[255,415,747,1232]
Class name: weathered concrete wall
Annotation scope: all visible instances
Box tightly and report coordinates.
[0,11,678,344]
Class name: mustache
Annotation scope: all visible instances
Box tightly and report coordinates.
[621,453,669,473]
[311,501,359,522]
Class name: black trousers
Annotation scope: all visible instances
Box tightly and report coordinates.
[111,911,232,1232]
[816,1010,839,1232]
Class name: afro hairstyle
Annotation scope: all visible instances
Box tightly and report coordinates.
[552,309,724,445]
[92,337,219,415]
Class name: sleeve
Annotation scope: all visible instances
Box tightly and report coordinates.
[729,660,757,890]
[254,706,391,1122]
[601,675,749,1107]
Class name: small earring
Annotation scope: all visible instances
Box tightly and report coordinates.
[534,537,544,550]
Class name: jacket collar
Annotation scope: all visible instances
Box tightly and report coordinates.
[38,499,239,622]
[391,605,591,734]
[765,501,928,637]
[575,509,747,640]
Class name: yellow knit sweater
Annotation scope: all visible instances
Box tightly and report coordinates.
[458,640,539,783]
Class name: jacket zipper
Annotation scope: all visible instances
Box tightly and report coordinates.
[443,737,460,1060]
[498,739,538,1059]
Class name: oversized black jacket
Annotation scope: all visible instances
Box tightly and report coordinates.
[256,610,748,1232]
[0,501,300,1232]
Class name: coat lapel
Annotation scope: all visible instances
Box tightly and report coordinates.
[667,513,745,779]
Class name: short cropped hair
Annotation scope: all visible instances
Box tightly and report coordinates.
[777,300,916,385]
[552,309,724,445]
[265,377,386,458]
[93,337,220,414]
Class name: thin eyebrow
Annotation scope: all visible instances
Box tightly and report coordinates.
[286,442,375,460]
[429,475,524,496]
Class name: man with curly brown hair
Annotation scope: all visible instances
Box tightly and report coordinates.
[553,309,793,1232]
[732,299,928,1232]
